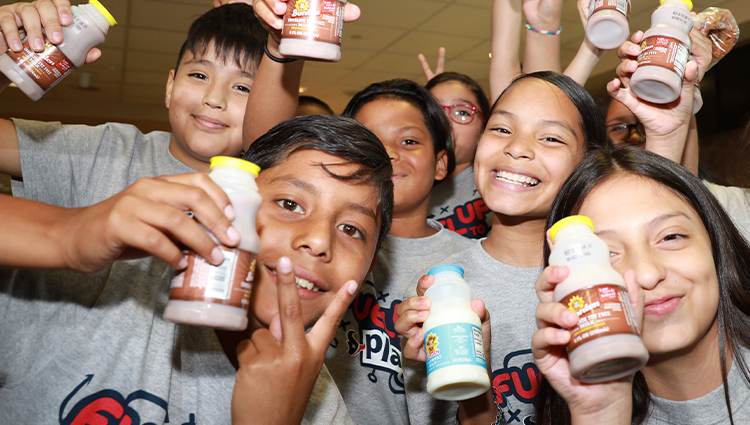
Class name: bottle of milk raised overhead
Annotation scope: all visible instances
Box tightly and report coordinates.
[422,265,490,401]
[164,157,262,331]
[586,0,631,50]
[0,0,116,101]
[549,215,649,383]
[279,0,347,61]
[630,0,694,104]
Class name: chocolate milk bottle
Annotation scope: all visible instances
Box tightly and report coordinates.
[422,265,490,400]
[630,0,693,104]
[586,0,631,50]
[164,157,262,331]
[549,216,648,383]
[0,0,116,101]
[278,0,347,61]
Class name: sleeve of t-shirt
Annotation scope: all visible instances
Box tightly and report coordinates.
[704,181,750,242]
[12,118,138,208]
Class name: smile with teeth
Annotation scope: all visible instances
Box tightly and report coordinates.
[495,170,540,187]
[270,269,321,292]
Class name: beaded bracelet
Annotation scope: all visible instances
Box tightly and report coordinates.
[263,43,298,63]
[525,21,563,36]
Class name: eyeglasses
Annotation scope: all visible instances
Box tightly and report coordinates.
[441,104,485,125]
[606,122,646,141]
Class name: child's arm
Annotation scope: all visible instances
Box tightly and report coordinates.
[0,173,238,272]
[232,256,358,424]
[0,0,102,178]
[521,0,563,73]
[563,0,606,86]
[240,0,361,150]
[489,0,522,102]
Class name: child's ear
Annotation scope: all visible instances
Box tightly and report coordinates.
[165,69,176,109]
[434,149,448,182]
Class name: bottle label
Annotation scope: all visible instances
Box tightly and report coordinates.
[561,284,640,352]
[589,0,630,19]
[424,322,487,375]
[170,246,256,311]
[5,37,76,92]
[282,0,345,45]
[636,35,689,78]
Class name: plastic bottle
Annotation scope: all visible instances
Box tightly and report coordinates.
[630,0,693,104]
[549,216,649,383]
[586,0,631,50]
[0,0,116,101]
[422,265,490,400]
[278,0,346,61]
[164,157,262,331]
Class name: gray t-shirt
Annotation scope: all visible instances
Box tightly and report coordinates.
[2,119,353,424]
[429,167,492,239]
[402,240,543,425]
[705,181,750,242]
[644,349,750,424]
[325,220,473,425]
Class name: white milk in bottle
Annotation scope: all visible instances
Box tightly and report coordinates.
[423,265,490,400]
[0,0,116,101]
[549,215,648,383]
[164,157,262,331]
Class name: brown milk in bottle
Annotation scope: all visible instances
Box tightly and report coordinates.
[549,216,649,383]
[0,0,116,101]
[278,0,347,61]
[586,0,631,50]
[164,157,262,331]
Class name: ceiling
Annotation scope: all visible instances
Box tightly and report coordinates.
[0,0,749,126]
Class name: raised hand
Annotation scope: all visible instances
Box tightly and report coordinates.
[417,47,445,82]
[252,0,361,46]
[232,256,358,425]
[0,0,100,62]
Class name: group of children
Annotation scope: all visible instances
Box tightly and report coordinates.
[1,0,750,424]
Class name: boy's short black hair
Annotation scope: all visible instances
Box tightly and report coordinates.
[242,115,394,252]
[175,3,266,75]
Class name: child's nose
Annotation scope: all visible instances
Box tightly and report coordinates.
[625,250,666,291]
[203,82,227,109]
[503,136,534,160]
[292,219,333,260]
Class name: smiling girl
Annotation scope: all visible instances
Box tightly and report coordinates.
[533,146,750,425]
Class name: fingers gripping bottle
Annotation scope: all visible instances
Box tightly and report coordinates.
[423,265,490,400]
[630,0,694,104]
[549,216,649,383]
[0,0,116,101]
[279,0,347,61]
[586,0,631,50]
[165,157,262,331]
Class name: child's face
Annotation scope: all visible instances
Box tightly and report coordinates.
[354,99,447,216]
[605,100,646,148]
[579,173,719,360]
[250,149,381,329]
[430,81,484,168]
[165,47,254,170]
[474,79,585,220]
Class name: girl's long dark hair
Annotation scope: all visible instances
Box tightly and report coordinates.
[537,146,750,424]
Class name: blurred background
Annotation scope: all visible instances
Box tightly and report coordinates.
[1,0,749,193]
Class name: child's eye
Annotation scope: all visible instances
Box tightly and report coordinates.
[188,73,207,81]
[542,136,565,144]
[337,224,364,239]
[234,84,251,93]
[401,139,419,146]
[491,127,510,134]
[662,233,687,243]
[275,199,304,214]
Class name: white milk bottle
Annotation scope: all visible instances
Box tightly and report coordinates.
[586,0,631,50]
[164,157,262,331]
[0,0,116,101]
[549,215,649,383]
[630,0,693,104]
[279,0,347,61]
[423,265,490,400]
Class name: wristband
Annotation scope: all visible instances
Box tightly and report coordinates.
[525,21,563,36]
[263,43,297,63]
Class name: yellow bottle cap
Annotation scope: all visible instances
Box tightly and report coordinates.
[89,0,117,26]
[549,215,594,243]
[210,156,261,177]
[659,0,692,11]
